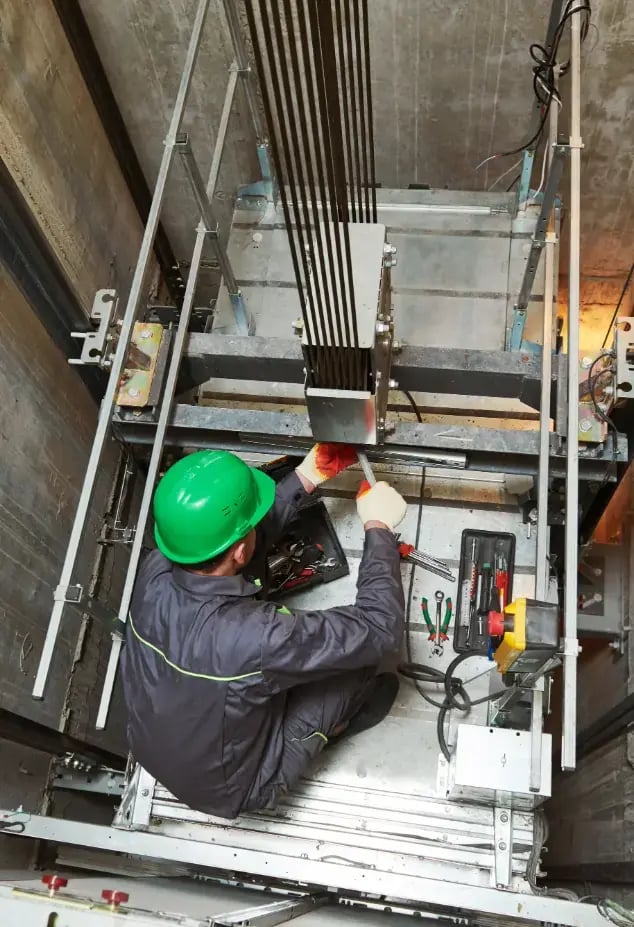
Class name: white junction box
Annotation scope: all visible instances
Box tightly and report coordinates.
[447,724,552,810]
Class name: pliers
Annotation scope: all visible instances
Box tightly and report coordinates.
[421,597,453,643]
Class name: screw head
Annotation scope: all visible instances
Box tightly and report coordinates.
[388,379,399,389]
[498,841,507,851]
[500,812,509,823]
[140,329,151,339]
[141,788,150,797]
[375,321,389,334]
[581,356,594,369]
[102,890,130,907]
[42,875,68,894]
[127,387,139,398]
[579,419,593,433]
[292,318,304,334]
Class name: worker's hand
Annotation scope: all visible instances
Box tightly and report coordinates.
[356,480,407,531]
[296,443,358,491]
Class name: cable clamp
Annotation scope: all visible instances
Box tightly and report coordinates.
[562,637,581,658]
[568,136,584,150]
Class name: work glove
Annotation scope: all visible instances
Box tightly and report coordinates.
[296,442,358,488]
[356,480,407,531]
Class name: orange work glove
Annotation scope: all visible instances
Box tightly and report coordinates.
[296,442,358,487]
[356,480,407,530]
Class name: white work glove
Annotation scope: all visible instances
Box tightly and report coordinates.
[296,442,358,488]
[356,481,407,531]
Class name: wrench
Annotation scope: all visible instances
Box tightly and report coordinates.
[433,590,444,656]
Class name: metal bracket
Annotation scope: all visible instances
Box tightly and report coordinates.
[69,289,118,368]
[99,524,136,545]
[51,759,125,797]
[508,142,568,351]
[238,143,275,203]
[54,584,83,604]
[530,680,545,793]
[493,808,513,888]
[615,317,634,398]
[518,149,535,206]
[214,895,329,927]
[177,133,255,335]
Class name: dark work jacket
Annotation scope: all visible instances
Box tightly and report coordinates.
[121,472,405,819]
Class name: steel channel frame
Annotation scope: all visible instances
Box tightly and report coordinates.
[562,12,582,772]
[530,80,560,795]
[31,0,212,701]
[95,125,250,728]
[0,812,608,926]
[113,404,624,479]
[513,143,566,320]
[180,335,562,411]
[535,90,560,601]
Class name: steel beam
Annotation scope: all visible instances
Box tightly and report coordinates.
[0,812,609,926]
[562,9,582,773]
[535,85,560,601]
[113,404,625,479]
[180,334,559,409]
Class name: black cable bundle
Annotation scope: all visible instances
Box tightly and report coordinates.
[243,0,377,392]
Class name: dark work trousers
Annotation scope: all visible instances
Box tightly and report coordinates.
[245,666,375,812]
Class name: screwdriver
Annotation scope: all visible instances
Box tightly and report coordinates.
[495,553,509,612]
[357,452,455,582]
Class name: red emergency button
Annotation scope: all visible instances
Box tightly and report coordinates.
[102,890,130,908]
[488,611,505,637]
[42,874,68,894]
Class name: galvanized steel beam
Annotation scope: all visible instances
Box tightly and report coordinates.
[181,334,561,411]
[113,403,624,479]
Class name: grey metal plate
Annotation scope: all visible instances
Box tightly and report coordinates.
[216,190,519,351]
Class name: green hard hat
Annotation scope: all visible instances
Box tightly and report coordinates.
[153,450,276,564]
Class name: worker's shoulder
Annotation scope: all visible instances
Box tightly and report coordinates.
[137,548,172,584]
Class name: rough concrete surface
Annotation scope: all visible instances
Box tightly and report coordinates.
[0,267,127,753]
[78,0,260,274]
[78,0,633,326]
[0,0,145,312]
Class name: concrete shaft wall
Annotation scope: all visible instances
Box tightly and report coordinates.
[0,0,141,755]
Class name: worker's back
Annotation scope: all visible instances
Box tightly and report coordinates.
[121,549,289,819]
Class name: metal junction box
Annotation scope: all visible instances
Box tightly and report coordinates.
[447,724,552,810]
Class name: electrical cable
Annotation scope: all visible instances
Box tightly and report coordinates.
[396,389,516,762]
[488,156,523,191]
[244,0,316,361]
[597,900,634,927]
[0,820,25,834]
[361,0,377,222]
[475,1,591,168]
[401,389,423,423]
[587,352,618,466]
[600,259,634,348]
[271,0,331,363]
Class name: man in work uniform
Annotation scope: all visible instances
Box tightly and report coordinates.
[122,443,408,819]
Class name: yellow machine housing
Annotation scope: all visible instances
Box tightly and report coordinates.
[494,598,559,675]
